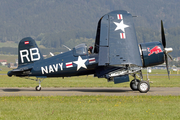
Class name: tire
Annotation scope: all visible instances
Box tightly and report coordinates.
[130,79,140,91]
[138,81,150,93]
[35,86,41,91]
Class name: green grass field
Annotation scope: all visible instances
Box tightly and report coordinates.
[0,66,12,73]
[0,68,180,87]
[0,64,180,120]
[0,66,180,119]
[0,96,179,120]
[0,73,179,88]
[0,55,17,63]
[0,41,18,48]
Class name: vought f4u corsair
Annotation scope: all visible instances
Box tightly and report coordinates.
[8,10,173,93]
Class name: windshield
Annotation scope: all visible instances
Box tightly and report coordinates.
[74,43,87,55]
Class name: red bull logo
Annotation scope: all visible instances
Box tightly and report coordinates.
[147,46,163,56]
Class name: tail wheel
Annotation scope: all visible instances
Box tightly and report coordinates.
[138,81,150,93]
[35,86,41,91]
[130,79,140,91]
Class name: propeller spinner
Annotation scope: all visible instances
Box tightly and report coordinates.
[161,20,173,79]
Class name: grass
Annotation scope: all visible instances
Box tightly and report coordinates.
[0,66,12,73]
[0,61,179,119]
[0,54,17,63]
[0,66,179,87]
[0,95,179,120]
[0,74,179,88]
[0,41,18,48]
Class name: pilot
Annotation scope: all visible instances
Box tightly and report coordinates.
[88,46,93,54]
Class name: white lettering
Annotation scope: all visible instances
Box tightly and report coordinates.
[20,49,30,63]
[20,48,40,63]
[41,66,48,74]
[53,64,58,72]
[49,65,54,73]
[59,63,63,71]
[30,48,41,61]
[41,62,63,75]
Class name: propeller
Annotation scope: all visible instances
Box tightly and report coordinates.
[161,20,173,79]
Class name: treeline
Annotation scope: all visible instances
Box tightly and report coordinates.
[0,47,67,55]
[0,0,180,42]
[0,0,180,57]
[38,30,95,48]
[137,27,180,57]
[0,27,179,57]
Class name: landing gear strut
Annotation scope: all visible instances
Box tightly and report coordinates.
[35,78,44,91]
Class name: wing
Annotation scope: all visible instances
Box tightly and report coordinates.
[95,10,142,67]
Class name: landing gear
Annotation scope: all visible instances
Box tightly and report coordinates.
[138,81,150,93]
[130,72,150,93]
[130,79,140,91]
[35,85,41,91]
[35,78,44,91]
[130,80,150,93]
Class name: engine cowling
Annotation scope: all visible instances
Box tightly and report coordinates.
[139,41,164,67]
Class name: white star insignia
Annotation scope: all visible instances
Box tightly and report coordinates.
[114,20,129,32]
[73,56,87,71]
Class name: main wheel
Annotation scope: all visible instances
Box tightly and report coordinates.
[130,79,140,91]
[138,81,150,93]
[35,86,41,91]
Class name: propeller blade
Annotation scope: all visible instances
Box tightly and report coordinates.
[161,20,166,48]
[161,20,172,79]
[165,54,170,80]
[167,54,173,61]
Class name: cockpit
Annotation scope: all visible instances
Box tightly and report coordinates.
[73,43,88,56]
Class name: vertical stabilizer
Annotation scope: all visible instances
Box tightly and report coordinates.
[18,37,44,66]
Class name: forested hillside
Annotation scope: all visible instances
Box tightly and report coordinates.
[0,0,179,57]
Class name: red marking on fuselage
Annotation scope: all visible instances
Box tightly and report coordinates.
[24,41,29,44]
[119,14,121,19]
[66,62,73,68]
[66,63,72,66]
[121,33,124,39]
[89,58,95,63]
[147,46,163,56]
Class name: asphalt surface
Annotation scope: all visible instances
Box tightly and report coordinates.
[1,74,180,76]
[0,74,179,96]
[0,87,180,96]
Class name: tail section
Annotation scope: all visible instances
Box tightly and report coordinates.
[18,37,44,66]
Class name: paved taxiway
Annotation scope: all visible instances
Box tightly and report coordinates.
[0,87,180,96]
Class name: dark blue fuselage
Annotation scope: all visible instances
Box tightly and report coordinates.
[28,51,98,77]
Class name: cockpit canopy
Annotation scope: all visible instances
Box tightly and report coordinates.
[73,43,87,56]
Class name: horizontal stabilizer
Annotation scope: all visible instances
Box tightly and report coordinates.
[7,67,32,77]
[11,67,32,72]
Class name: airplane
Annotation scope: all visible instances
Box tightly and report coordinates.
[7,10,173,93]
